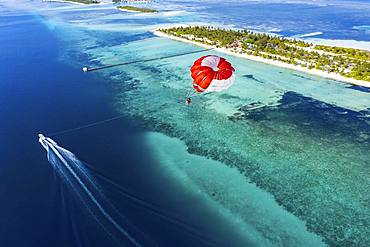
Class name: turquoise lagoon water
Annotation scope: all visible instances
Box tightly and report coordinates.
[106,38,370,246]
[4,1,370,246]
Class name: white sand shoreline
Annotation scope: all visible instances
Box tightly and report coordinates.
[153,29,370,88]
[307,38,370,52]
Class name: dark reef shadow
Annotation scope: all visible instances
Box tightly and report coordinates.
[348,85,370,93]
[242,74,265,83]
[231,91,370,142]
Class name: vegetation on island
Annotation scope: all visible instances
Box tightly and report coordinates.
[159,26,370,82]
[117,5,157,12]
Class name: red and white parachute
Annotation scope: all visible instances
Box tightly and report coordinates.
[190,55,235,93]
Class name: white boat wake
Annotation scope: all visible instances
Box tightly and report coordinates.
[38,134,142,247]
[38,134,218,246]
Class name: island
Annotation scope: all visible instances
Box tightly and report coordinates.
[43,0,100,4]
[155,26,370,87]
[117,5,157,13]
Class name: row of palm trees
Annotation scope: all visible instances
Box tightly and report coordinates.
[159,26,369,81]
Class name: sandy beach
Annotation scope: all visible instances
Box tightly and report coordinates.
[153,29,370,88]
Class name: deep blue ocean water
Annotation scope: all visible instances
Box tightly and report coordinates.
[0,12,132,247]
[194,0,370,41]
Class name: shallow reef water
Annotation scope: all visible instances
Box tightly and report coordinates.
[95,39,370,246]
[144,131,326,247]
[117,72,370,246]
[79,36,369,246]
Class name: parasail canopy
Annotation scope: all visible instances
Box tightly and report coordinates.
[190,55,235,93]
